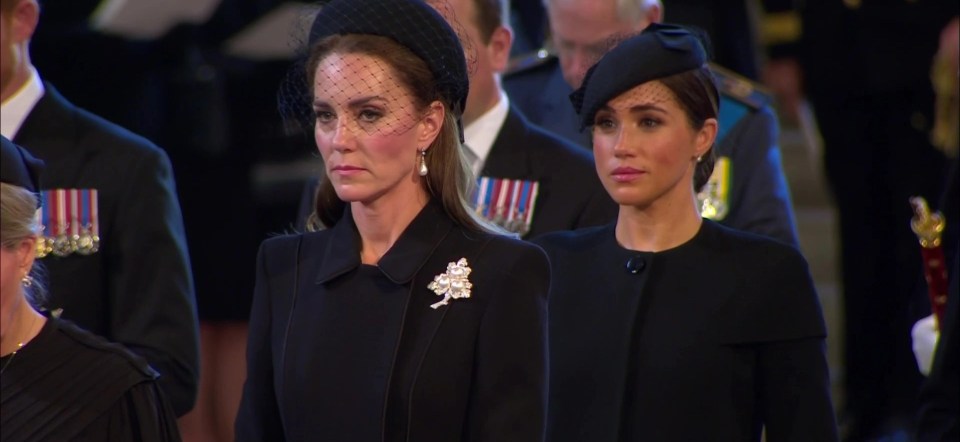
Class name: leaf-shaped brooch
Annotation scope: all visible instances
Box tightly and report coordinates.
[428,258,473,309]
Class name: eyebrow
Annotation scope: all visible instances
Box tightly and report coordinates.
[598,103,668,114]
[313,95,387,108]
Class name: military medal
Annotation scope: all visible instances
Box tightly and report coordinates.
[38,189,100,258]
[698,156,731,220]
[909,197,948,329]
[474,177,539,236]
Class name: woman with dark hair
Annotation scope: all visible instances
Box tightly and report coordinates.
[534,24,838,442]
[235,1,549,441]
[0,135,181,441]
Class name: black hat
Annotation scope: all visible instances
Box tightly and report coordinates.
[0,135,43,201]
[570,23,708,130]
[309,0,469,124]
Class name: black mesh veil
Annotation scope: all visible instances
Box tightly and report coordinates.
[277,0,478,142]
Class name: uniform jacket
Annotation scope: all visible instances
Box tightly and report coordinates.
[504,58,798,246]
[237,201,549,442]
[478,106,616,237]
[296,106,616,238]
[534,220,838,441]
[12,84,199,415]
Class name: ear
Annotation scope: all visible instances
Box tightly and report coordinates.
[10,0,40,43]
[418,100,445,149]
[488,25,514,74]
[644,2,663,26]
[694,117,718,158]
[15,236,36,278]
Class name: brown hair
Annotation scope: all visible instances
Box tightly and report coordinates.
[471,0,509,43]
[304,34,501,235]
[1,182,46,308]
[658,65,719,192]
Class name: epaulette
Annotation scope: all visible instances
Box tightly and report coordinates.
[710,62,773,110]
[505,48,557,77]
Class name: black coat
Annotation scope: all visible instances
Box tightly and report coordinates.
[0,319,181,441]
[534,221,838,441]
[12,84,199,415]
[237,202,549,442]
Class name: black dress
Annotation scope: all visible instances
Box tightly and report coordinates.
[533,220,838,442]
[237,201,550,442]
[0,318,181,441]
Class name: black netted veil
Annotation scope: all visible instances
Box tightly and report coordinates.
[277,0,476,142]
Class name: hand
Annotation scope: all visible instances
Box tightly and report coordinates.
[911,314,940,376]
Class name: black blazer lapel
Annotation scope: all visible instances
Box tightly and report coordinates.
[13,84,92,188]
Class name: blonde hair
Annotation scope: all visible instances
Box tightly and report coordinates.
[1,182,46,308]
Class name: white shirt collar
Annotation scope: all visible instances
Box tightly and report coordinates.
[1,67,45,139]
[463,90,510,176]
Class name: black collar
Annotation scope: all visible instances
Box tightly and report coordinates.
[315,200,454,285]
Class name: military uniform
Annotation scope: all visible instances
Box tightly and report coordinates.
[503,54,799,246]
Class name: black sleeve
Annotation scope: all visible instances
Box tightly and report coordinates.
[78,381,183,442]
[236,241,287,441]
[110,146,199,416]
[465,243,550,442]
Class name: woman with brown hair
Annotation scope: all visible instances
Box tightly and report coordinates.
[235,1,549,441]
[534,24,838,441]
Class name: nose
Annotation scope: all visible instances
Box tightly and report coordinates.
[611,127,633,158]
[327,117,357,152]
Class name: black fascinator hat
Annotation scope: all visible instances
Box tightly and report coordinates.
[570,23,709,130]
[1,135,44,206]
[307,0,470,139]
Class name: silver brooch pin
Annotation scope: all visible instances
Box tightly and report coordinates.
[428,258,473,309]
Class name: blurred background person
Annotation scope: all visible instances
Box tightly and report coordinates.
[0,0,199,417]
[789,3,958,440]
[1,135,181,441]
[535,25,837,441]
[236,0,549,440]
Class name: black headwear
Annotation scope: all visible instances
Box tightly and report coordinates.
[308,0,469,140]
[0,135,44,205]
[570,23,709,130]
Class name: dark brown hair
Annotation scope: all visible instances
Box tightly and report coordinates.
[658,65,719,192]
[304,34,500,235]
[471,0,508,43]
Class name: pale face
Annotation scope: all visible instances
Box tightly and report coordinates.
[591,81,714,209]
[547,0,645,89]
[0,239,33,341]
[312,52,439,206]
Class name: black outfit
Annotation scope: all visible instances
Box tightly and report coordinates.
[799,2,958,437]
[534,221,838,441]
[12,84,199,415]
[237,201,549,441]
[297,106,616,238]
[0,318,181,441]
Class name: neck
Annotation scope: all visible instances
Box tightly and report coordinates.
[615,194,703,252]
[352,189,429,265]
[1,58,33,104]
[0,294,46,356]
[463,85,502,127]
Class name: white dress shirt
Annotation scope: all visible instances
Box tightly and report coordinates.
[1,67,45,139]
[462,90,510,176]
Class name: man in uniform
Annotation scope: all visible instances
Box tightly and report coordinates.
[504,0,798,246]
[0,0,199,416]
[299,0,616,238]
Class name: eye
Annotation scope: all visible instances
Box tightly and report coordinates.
[639,117,661,128]
[358,108,383,123]
[592,114,617,132]
[314,109,335,123]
